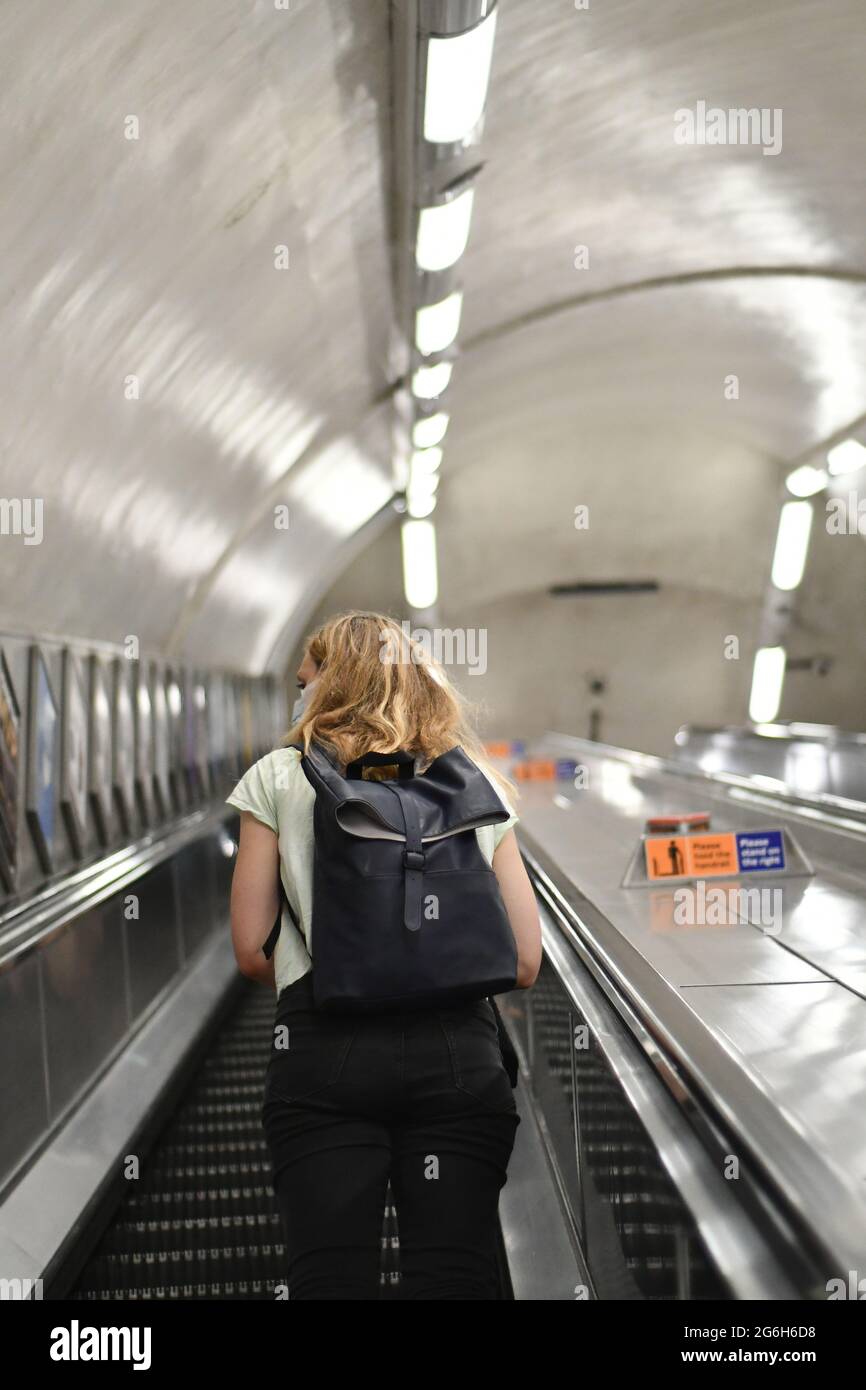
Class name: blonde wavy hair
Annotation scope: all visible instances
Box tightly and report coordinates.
[285,611,515,801]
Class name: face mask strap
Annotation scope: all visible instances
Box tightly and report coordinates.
[292,676,319,722]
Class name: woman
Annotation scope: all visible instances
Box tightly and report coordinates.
[227,611,542,1300]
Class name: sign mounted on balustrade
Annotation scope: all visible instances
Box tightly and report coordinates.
[622,817,811,888]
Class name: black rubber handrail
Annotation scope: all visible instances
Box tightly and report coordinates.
[0,806,237,971]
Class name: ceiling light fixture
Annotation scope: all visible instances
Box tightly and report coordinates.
[423,7,498,145]
[412,411,449,449]
[402,518,439,605]
[827,438,866,476]
[412,361,453,399]
[749,647,786,723]
[410,447,442,475]
[409,470,440,497]
[771,500,813,591]
[785,464,828,498]
[415,290,463,356]
[416,187,475,271]
[407,494,438,519]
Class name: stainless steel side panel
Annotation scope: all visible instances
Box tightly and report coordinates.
[0,949,47,1185]
[513,734,866,1277]
[678,978,866,1239]
[498,1071,589,1301]
[41,902,129,1122]
[0,933,238,1288]
[124,860,182,1021]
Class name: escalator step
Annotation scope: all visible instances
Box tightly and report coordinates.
[72,983,401,1300]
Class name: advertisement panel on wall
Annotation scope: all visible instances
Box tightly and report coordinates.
[26,646,58,874]
[112,658,136,834]
[60,649,89,857]
[152,665,171,817]
[134,660,154,826]
[0,650,21,892]
[88,655,113,845]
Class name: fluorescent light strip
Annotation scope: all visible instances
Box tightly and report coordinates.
[827,438,866,476]
[771,500,813,590]
[402,518,439,605]
[416,291,463,356]
[409,470,440,497]
[423,9,498,145]
[408,495,437,519]
[412,412,449,449]
[785,464,827,498]
[410,447,442,475]
[416,188,475,271]
[749,647,786,723]
[412,362,452,399]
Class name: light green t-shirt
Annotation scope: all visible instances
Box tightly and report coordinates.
[226,747,518,995]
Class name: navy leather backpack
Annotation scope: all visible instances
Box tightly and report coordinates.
[274,742,518,1013]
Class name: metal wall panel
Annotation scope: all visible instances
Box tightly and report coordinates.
[41,902,129,1122]
[123,861,182,1021]
[0,948,47,1189]
[175,839,217,960]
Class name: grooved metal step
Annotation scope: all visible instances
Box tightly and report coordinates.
[72,985,401,1300]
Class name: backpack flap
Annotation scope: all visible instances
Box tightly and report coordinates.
[333,797,424,930]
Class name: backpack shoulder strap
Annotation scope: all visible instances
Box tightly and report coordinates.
[262,881,301,960]
[260,742,304,960]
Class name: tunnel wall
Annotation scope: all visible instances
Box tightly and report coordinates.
[297,519,866,756]
[0,628,287,907]
[0,621,286,1197]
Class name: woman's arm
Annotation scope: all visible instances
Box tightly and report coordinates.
[492,829,542,989]
[230,812,280,986]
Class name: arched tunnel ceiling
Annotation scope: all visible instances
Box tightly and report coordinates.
[2,0,865,677]
[467,0,866,344]
[1,0,395,671]
[438,0,866,634]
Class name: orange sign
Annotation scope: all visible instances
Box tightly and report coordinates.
[645,832,738,881]
[484,742,513,759]
[688,833,738,877]
[646,836,689,880]
[514,759,557,781]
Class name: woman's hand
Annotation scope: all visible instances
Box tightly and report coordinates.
[230,812,280,985]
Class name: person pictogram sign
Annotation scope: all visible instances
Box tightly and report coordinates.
[644,832,738,881]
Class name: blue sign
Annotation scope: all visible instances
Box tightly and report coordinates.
[736,829,785,873]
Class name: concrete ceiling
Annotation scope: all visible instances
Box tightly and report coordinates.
[2,0,864,701]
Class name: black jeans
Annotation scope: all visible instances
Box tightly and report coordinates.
[261,972,520,1300]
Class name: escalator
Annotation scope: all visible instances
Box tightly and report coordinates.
[6,749,859,1303]
[35,893,822,1303]
[69,983,403,1301]
[522,961,733,1295]
[62,939,771,1304]
[510,954,728,1300]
